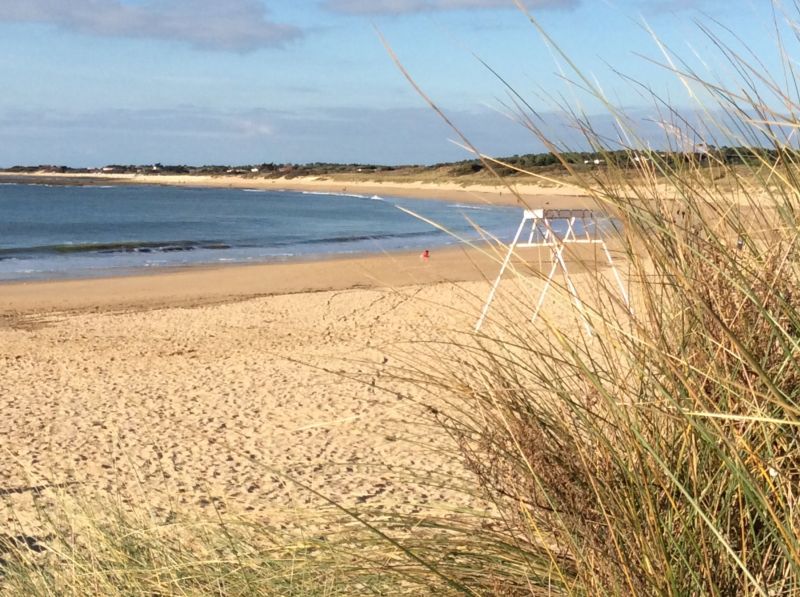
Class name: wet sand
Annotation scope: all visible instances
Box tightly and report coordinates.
[0,246,504,318]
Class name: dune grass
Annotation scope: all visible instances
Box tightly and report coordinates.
[4,7,800,597]
[376,8,800,594]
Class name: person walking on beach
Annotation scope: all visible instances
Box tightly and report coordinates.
[420,249,430,262]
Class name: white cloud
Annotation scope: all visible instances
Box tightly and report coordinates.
[0,104,549,166]
[0,0,301,52]
[324,0,579,15]
[0,103,681,167]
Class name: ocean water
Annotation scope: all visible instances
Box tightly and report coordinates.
[0,183,524,281]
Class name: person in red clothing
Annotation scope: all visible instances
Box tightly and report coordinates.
[420,249,430,262]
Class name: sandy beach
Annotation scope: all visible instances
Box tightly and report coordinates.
[0,239,608,534]
[0,167,620,538]
[0,170,593,209]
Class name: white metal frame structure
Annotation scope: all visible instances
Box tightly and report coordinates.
[475,208,630,333]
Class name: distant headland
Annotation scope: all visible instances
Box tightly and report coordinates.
[2,147,768,208]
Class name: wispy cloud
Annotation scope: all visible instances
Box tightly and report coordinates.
[0,104,549,166]
[0,0,301,52]
[0,103,676,167]
[323,0,579,16]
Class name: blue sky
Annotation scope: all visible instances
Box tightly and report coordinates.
[0,0,783,166]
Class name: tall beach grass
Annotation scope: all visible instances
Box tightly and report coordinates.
[376,7,800,594]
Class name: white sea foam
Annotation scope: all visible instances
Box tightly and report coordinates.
[300,190,373,199]
[450,203,490,211]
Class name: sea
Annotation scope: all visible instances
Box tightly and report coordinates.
[0,183,524,281]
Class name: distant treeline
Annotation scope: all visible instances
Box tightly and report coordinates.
[0,162,398,177]
[444,146,798,175]
[4,147,792,178]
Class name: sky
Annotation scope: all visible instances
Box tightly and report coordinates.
[0,0,787,167]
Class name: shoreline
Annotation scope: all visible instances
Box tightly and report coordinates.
[0,172,608,318]
[0,241,614,320]
[0,171,593,209]
[0,172,599,302]
[0,246,506,318]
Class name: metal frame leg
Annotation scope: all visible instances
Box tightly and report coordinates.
[601,240,633,314]
[530,244,563,326]
[475,215,528,332]
[554,245,594,337]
